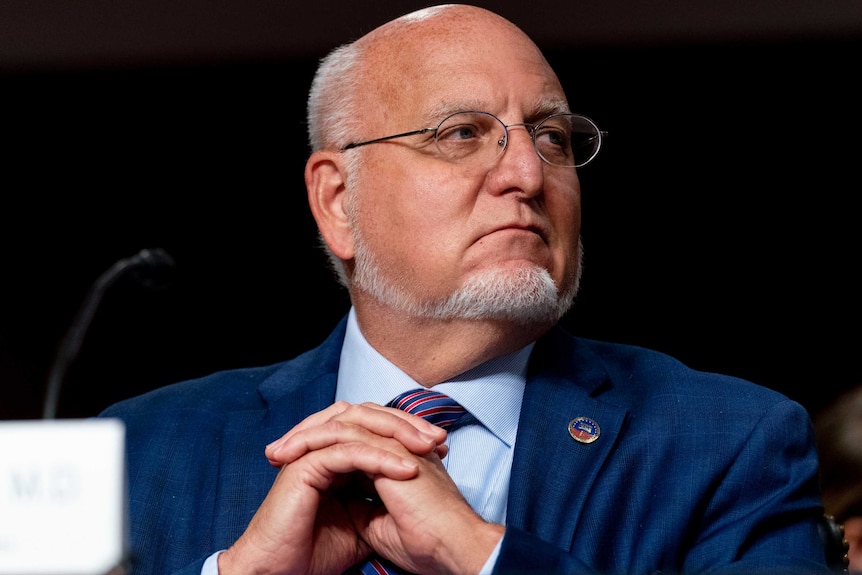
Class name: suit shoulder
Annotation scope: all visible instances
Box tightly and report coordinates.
[98,360,290,418]
[547,328,795,410]
[99,318,347,420]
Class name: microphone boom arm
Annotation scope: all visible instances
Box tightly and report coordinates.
[41,248,175,419]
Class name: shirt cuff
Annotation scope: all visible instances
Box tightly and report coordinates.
[201,550,223,575]
[478,534,504,575]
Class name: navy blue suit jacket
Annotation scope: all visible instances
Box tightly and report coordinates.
[99,317,830,574]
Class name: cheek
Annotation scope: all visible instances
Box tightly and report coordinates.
[547,182,582,269]
[546,171,580,221]
[384,166,473,234]
[355,167,467,264]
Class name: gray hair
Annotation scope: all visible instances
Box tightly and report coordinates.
[306,40,368,288]
[307,42,364,152]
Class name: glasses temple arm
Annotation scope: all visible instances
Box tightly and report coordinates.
[342,128,435,150]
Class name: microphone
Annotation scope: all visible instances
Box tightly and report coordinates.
[41,248,176,419]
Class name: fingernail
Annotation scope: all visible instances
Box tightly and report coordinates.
[418,432,438,444]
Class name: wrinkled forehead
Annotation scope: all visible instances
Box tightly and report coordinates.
[354,9,568,128]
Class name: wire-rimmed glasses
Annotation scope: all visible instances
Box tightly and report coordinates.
[342,111,605,168]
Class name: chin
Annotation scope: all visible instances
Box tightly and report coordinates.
[352,241,578,323]
[429,264,574,324]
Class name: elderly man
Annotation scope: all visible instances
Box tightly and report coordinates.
[100,5,831,574]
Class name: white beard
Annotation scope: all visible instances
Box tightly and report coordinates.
[350,227,582,325]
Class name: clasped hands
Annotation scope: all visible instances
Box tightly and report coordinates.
[217,401,505,575]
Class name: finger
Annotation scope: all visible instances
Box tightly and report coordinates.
[340,403,448,451]
[288,441,421,488]
[263,401,353,465]
[266,401,442,454]
[353,402,447,436]
[267,417,440,467]
[266,403,446,465]
[278,400,353,438]
[356,457,496,575]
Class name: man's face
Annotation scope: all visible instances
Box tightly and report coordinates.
[346,17,582,323]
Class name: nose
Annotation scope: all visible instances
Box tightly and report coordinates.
[490,124,544,195]
[503,123,545,166]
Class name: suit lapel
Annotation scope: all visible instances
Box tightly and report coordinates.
[507,327,628,550]
[256,317,347,436]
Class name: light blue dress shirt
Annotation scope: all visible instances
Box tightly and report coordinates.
[203,307,529,574]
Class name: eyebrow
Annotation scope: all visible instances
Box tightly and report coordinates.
[421,102,481,125]
[531,97,572,118]
[421,97,571,126]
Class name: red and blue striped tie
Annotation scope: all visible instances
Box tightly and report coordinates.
[387,388,467,430]
[358,389,468,575]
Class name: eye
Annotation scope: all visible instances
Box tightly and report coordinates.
[440,124,480,141]
[534,121,571,150]
[433,112,500,160]
[436,112,493,143]
[531,114,583,166]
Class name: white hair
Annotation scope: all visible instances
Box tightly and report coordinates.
[306,40,367,286]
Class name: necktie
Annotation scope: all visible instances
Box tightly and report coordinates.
[358,389,468,575]
[387,388,468,430]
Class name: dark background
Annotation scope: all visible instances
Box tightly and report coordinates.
[2,1,861,420]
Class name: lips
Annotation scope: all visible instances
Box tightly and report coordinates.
[481,222,548,244]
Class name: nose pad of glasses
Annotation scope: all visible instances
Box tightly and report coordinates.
[498,126,543,166]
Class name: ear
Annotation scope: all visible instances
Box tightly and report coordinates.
[305,150,355,260]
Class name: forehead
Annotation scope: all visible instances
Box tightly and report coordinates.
[357,12,568,126]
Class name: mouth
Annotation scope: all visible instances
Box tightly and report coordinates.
[483,222,548,244]
[467,221,554,270]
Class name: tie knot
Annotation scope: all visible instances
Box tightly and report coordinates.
[388,389,467,430]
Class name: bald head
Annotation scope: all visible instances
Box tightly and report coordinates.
[357,4,537,56]
[358,6,549,106]
[307,4,561,152]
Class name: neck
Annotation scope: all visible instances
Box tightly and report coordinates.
[351,295,551,386]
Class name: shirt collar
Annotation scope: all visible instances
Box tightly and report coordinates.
[336,307,531,447]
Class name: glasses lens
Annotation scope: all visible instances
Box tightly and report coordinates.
[434,112,506,165]
[535,114,601,167]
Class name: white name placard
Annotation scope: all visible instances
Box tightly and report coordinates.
[0,419,126,574]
